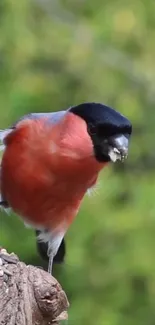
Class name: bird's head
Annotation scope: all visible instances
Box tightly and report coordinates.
[69,102,132,163]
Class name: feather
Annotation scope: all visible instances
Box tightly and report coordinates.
[0,129,13,207]
[0,129,12,144]
[36,229,66,263]
[36,229,65,258]
[12,111,66,128]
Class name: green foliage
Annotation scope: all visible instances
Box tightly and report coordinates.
[1,0,155,324]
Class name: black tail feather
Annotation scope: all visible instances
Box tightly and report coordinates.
[35,230,66,264]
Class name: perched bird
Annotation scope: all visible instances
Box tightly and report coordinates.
[0,102,132,273]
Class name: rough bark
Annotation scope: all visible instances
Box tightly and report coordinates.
[0,248,69,325]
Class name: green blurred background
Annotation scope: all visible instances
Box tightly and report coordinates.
[1,0,155,324]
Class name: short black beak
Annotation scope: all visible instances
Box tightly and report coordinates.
[108,134,129,162]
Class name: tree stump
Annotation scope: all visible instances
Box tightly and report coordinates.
[0,248,69,325]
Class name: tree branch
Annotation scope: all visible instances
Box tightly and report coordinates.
[0,248,69,325]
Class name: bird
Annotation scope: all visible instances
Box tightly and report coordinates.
[0,102,132,274]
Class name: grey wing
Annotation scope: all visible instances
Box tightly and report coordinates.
[0,110,66,147]
[12,110,66,128]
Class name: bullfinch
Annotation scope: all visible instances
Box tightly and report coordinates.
[0,102,132,273]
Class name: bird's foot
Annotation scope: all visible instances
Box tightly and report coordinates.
[48,254,54,274]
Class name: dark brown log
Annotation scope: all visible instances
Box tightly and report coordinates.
[0,248,69,325]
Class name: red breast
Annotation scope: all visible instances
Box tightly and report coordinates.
[1,113,107,232]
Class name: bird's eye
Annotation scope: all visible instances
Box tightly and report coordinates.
[88,123,97,135]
